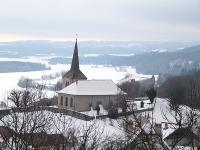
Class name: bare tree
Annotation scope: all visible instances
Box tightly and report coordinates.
[118,81,145,98]
[146,88,157,104]
[0,86,53,149]
[117,93,128,113]
[7,90,23,108]
[0,106,52,149]
[77,121,105,150]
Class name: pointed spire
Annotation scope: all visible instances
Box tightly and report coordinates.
[62,37,87,81]
[70,38,79,71]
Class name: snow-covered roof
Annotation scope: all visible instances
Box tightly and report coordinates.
[57,80,122,96]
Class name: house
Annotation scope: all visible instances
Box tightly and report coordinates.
[0,126,15,149]
[0,126,75,149]
[21,132,75,149]
[124,121,169,150]
[131,132,169,150]
[164,127,200,148]
[57,80,122,111]
[57,39,124,112]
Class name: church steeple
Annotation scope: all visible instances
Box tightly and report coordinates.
[62,38,87,88]
[70,38,79,71]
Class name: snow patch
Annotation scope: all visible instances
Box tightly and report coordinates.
[83,54,101,57]
[152,49,167,53]
[108,53,135,56]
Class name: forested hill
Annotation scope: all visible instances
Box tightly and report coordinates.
[0,40,200,75]
[123,45,200,74]
[0,61,49,73]
[49,45,200,75]
[0,40,197,57]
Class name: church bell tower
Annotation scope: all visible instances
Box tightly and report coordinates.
[62,39,87,88]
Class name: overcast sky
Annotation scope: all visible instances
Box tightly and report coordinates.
[0,0,200,41]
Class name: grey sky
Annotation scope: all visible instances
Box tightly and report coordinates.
[0,0,200,41]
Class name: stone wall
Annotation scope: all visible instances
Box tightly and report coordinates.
[12,106,94,121]
[0,106,153,121]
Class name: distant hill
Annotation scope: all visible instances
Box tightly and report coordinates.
[0,40,198,57]
[0,40,200,74]
[49,45,200,75]
[129,45,200,74]
[0,61,49,73]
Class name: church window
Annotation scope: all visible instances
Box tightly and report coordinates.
[65,81,69,87]
[60,96,63,106]
[70,98,73,107]
[65,97,68,107]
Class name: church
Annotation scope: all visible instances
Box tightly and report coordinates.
[57,39,123,112]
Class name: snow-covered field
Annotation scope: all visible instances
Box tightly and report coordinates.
[0,56,152,103]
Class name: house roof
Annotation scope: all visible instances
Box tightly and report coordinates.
[21,132,71,148]
[57,80,122,96]
[132,131,170,150]
[62,39,87,80]
[0,126,15,140]
[0,126,75,148]
[164,127,199,141]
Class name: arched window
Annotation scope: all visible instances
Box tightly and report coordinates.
[70,98,73,107]
[60,96,63,106]
[65,97,68,107]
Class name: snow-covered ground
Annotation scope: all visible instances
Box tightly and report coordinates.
[0,110,125,144]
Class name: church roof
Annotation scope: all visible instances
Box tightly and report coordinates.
[57,80,122,96]
[63,39,87,80]
[63,69,87,79]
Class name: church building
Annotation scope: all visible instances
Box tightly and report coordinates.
[57,39,123,112]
